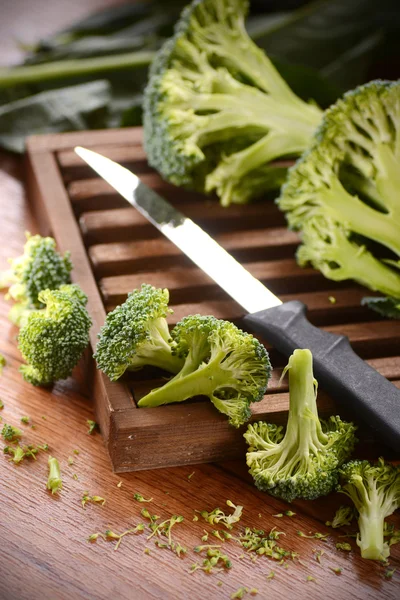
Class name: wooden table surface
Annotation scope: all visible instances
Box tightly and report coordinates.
[0,2,399,599]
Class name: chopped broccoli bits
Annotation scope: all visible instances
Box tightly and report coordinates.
[18,284,91,386]
[47,456,62,495]
[245,349,356,502]
[1,423,22,441]
[143,0,321,206]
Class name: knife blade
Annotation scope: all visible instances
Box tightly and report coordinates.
[75,146,400,451]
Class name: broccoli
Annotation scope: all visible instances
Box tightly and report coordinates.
[47,456,62,495]
[0,353,6,375]
[1,423,23,442]
[244,349,357,502]
[94,284,183,381]
[278,80,400,309]
[143,0,322,206]
[0,233,72,319]
[325,505,357,529]
[138,314,271,428]
[18,284,91,386]
[339,458,400,560]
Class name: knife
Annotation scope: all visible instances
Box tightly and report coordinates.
[75,146,400,451]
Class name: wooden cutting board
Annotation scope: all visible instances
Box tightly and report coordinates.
[25,127,400,472]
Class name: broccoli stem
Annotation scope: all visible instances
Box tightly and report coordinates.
[137,352,228,407]
[357,510,388,560]
[321,177,400,256]
[0,51,155,88]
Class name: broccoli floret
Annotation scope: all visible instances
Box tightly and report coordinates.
[1,423,23,442]
[18,284,91,386]
[339,458,400,560]
[244,349,357,502]
[143,0,322,206]
[0,232,72,310]
[361,296,400,320]
[278,80,400,303]
[94,284,183,381]
[326,505,357,529]
[138,315,271,428]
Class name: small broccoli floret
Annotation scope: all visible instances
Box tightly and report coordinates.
[144,0,322,206]
[0,232,72,309]
[244,349,357,502]
[94,284,183,381]
[339,458,400,560]
[278,80,400,304]
[18,284,91,386]
[1,423,23,442]
[138,315,271,427]
[47,456,62,495]
[326,505,357,529]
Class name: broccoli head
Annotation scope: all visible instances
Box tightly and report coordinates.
[244,349,357,502]
[339,458,400,560]
[278,80,400,303]
[18,284,91,386]
[0,232,72,309]
[94,284,183,381]
[143,0,322,206]
[138,314,271,428]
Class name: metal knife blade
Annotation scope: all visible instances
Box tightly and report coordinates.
[75,146,400,451]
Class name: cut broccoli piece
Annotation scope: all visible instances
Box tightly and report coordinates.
[339,458,400,560]
[0,353,6,375]
[326,505,357,529]
[47,456,62,495]
[138,314,271,428]
[94,284,183,381]
[18,284,91,386]
[244,349,357,502]
[278,80,400,304]
[1,423,23,442]
[0,232,72,309]
[143,0,322,206]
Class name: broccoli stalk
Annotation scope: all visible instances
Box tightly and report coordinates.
[138,315,271,428]
[339,458,400,560]
[47,456,62,495]
[18,284,91,386]
[244,349,357,502]
[94,285,183,381]
[279,80,400,305]
[144,0,322,206]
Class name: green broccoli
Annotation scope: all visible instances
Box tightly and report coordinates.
[0,233,72,321]
[94,284,183,381]
[339,458,400,560]
[47,456,62,495]
[0,353,6,375]
[138,314,271,428]
[1,423,23,442]
[325,505,357,529]
[278,80,400,311]
[244,349,357,502]
[18,284,91,386]
[143,0,322,206]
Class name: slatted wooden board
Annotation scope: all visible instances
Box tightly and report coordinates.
[25,127,400,472]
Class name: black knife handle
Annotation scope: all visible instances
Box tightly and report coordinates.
[243,300,400,452]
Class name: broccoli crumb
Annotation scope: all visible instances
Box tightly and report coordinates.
[73,449,79,455]
[330,566,342,575]
[2,423,22,441]
[67,457,74,466]
[306,575,316,582]
[0,399,4,410]
[231,587,249,599]
[273,513,284,518]
[133,493,153,503]
[198,500,243,529]
[193,515,199,522]
[47,456,62,495]
[284,510,296,517]
[201,531,209,542]
[41,416,47,420]
[144,548,151,555]
[314,550,325,563]
[266,571,275,580]
[0,354,6,375]
[336,542,352,552]
[217,581,223,587]
[86,419,98,435]
[72,474,78,480]
[117,481,122,488]
[81,491,106,508]
[297,531,329,541]
[188,471,195,481]
[328,296,337,304]
[20,416,30,425]
[88,524,145,550]
[385,568,395,579]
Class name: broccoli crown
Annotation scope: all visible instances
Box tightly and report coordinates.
[6,233,72,308]
[18,284,91,386]
[138,314,271,428]
[143,0,321,206]
[278,80,400,301]
[244,349,357,502]
[361,296,400,320]
[339,458,400,560]
[94,284,183,381]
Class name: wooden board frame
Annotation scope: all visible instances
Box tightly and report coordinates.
[25,127,400,471]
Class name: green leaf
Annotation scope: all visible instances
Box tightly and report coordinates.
[0,80,110,153]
